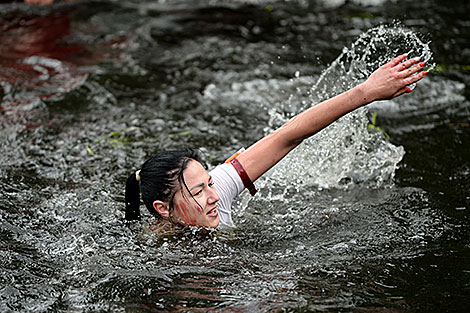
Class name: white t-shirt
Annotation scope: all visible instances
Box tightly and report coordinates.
[209,163,244,227]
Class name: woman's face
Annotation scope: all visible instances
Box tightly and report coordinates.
[171,160,220,228]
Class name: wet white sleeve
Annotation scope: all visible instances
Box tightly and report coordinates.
[209,163,244,227]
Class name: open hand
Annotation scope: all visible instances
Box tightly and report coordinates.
[362,54,428,101]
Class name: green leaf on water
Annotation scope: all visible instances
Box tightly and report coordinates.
[348,12,373,19]
[86,145,95,156]
[87,127,195,157]
[367,112,390,139]
[168,130,194,138]
[432,64,470,72]
[95,126,140,144]
[434,121,470,128]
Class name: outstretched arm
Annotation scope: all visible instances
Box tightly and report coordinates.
[237,54,427,183]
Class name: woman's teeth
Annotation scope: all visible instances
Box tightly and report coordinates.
[206,207,217,215]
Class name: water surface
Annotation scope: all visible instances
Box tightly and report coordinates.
[0,0,469,312]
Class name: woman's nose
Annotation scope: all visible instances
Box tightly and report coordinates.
[208,187,220,203]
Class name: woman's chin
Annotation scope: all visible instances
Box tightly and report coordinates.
[207,216,220,229]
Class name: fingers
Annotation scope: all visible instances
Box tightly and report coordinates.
[399,62,426,78]
[394,69,428,98]
[387,55,427,78]
[365,54,429,101]
[397,56,421,72]
[392,69,428,98]
[387,54,408,67]
[404,69,428,85]
[393,55,428,88]
[391,86,411,98]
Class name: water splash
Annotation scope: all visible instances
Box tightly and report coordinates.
[257,24,434,193]
[318,23,434,95]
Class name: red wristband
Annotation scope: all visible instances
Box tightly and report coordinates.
[230,158,257,196]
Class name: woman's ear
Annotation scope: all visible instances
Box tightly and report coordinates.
[153,200,170,218]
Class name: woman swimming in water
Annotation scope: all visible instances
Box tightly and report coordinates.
[125,54,428,228]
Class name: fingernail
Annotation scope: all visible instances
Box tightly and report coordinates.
[423,71,428,76]
[407,87,413,92]
[419,62,426,67]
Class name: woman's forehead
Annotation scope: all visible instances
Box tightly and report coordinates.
[183,160,209,184]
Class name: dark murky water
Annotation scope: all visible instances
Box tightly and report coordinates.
[1,0,469,312]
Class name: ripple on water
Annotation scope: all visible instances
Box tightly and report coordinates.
[0,2,463,311]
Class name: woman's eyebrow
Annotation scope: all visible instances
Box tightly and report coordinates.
[189,183,204,191]
[189,176,213,191]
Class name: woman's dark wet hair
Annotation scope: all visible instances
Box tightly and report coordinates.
[125,149,203,221]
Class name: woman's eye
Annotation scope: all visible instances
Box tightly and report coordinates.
[209,181,215,188]
[193,190,203,197]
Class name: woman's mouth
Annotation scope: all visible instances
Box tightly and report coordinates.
[206,207,218,217]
